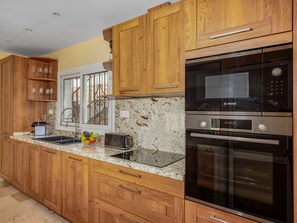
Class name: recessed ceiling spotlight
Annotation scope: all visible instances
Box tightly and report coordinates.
[25,28,33,32]
[5,40,13,43]
[52,12,61,16]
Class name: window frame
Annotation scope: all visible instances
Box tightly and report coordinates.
[56,63,115,135]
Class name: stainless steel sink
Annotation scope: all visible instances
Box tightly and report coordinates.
[34,136,81,145]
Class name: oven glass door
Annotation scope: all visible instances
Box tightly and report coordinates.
[185,50,262,113]
[185,130,292,223]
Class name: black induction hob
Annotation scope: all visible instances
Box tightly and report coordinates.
[110,148,185,168]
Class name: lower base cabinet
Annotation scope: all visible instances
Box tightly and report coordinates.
[94,199,152,223]
[12,140,27,191]
[185,200,258,223]
[41,147,62,215]
[26,143,42,202]
[92,160,184,223]
[0,137,13,182]
[62,153,90,223]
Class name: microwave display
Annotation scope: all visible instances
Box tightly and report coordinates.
[205,72,249,99]
[211,119,252,130]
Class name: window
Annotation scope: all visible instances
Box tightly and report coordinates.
[57,63,114,134]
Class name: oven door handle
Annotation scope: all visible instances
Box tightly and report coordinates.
[190,133,279,145]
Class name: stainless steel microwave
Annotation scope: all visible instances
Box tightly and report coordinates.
[185,44,293,116]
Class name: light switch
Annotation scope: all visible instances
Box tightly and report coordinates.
[120,110,129,118]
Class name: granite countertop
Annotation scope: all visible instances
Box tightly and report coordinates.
[11,134,185,181]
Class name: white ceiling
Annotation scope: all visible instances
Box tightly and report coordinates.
[0,0,168,56]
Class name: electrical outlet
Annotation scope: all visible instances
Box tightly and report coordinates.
[120,110,129,118]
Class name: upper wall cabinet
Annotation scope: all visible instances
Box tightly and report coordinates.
[0,56,32,136]
[113,15,147,96]
[184,0,293,51]
[147,2,184,94]
[27,57,58,101]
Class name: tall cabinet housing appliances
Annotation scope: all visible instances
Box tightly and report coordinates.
[185,44,293,223]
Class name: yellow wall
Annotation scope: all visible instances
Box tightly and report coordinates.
[45,35,110,72]
[0,50,11,59]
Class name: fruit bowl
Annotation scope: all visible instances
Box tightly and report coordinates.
[80,131,99,146]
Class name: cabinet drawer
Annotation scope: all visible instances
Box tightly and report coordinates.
[185,200,258,223]
[93,160,184,198]
[93,172,184,223]
[94,199,152,223]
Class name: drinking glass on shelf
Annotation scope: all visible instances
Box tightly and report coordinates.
[32,88,36,99]
[44,67,49,78]
[31,66,36,78]
[49,88,54,100]
[49,67,53,79]
[45,88,50,100]
[39,87,44,99]
[38,67,43,78]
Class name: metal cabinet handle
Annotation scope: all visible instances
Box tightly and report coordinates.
[119,88,138,92]
[155,85,177,89]
[45,150,56,155]
[190,133,279,145]
[209,215,229,223]
[209,27,252,39]
[118,170,142,178]
[119,184,141,194]
[68,156,82,162]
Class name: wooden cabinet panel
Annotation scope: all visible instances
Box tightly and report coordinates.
[12,140,27,191]
[147,2,184,94]
[0,57,13,137]
[113,15,147,96]
[184,0,292,50]
[0,137,13,182]
[41,147,62,214]
[185,200,258,223]
[62,153,89,223]
[93,172,184,223]
[93,159,184,198]
[26,143,42,201]
[94,199,152,223]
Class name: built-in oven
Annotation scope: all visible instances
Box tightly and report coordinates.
[185,115,293,223]
[185,44,292,116]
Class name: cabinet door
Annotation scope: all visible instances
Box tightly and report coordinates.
[185,200,258,223]
[0,137,13,182]
[12,141,27,191]
[94,199,152,223]
[147,2,184,94]
[62,153,89,223]
[41,147,62,215]
[0,57,13,136]
[113,15,147,96]
[184,0,292,50]
[26,143,42,201]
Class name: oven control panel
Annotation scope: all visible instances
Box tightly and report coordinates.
[186,115,292,136]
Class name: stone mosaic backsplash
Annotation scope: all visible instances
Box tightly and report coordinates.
[47,97,185,154]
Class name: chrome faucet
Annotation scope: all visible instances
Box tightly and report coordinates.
[60,107,80,138]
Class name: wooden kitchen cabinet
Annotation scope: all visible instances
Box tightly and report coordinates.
[94,199,152,223]
[0,56,33,137]
[185,200,258,223]
[112,15,147,96]
[12,140,27,191]
[41,147,62,214]
[26,143,42,201]
[0,137,13,182]
[93,160,184,223]
[147,2,184,94]
[184,0,293,51]
[62,153,89,223]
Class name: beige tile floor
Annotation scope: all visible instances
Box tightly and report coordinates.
[0,178,69,223]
